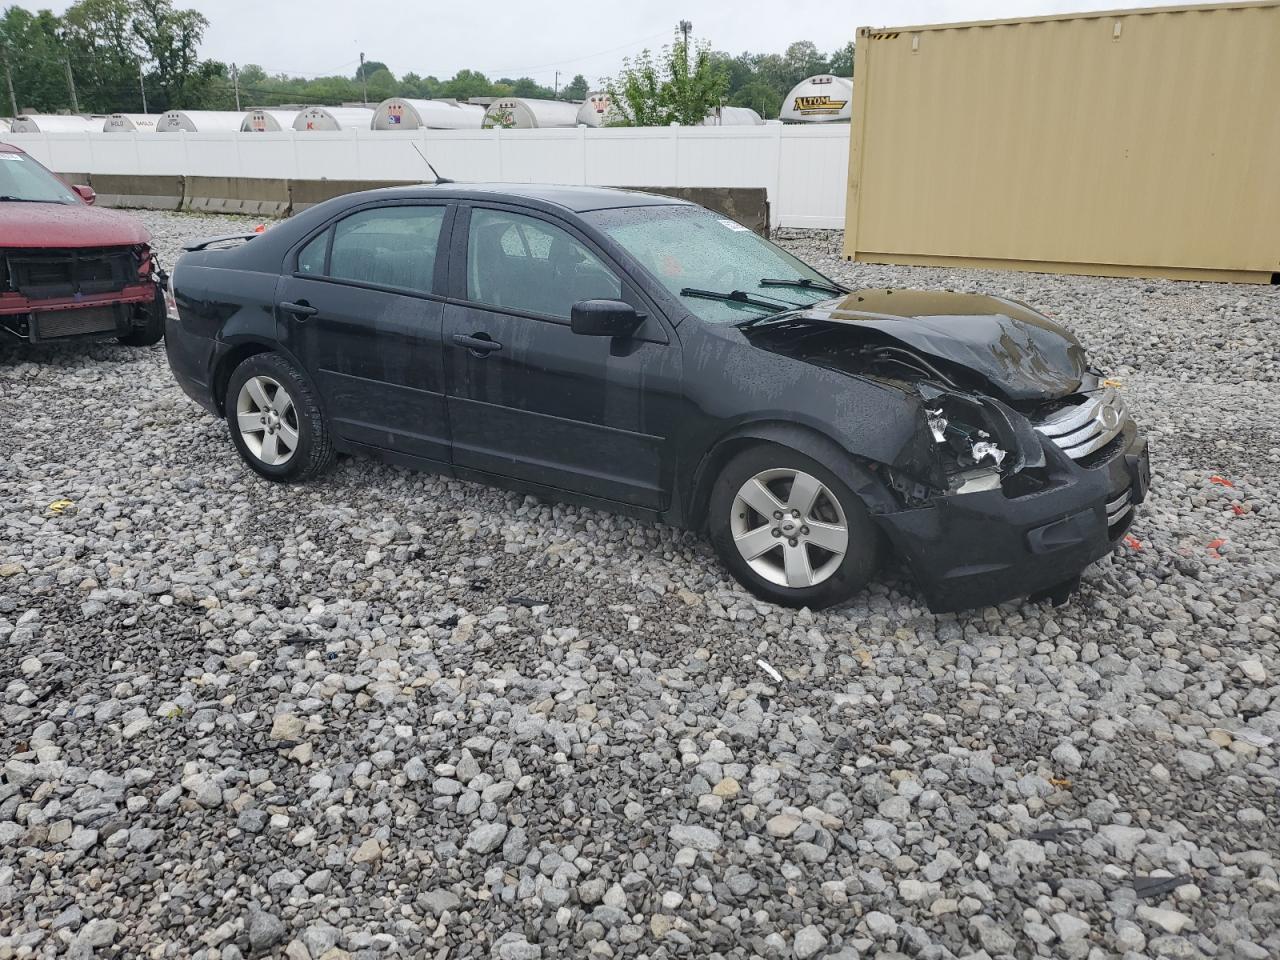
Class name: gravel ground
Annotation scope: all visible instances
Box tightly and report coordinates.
[2,209,1278,960]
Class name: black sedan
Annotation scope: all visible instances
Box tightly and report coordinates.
[164,183,1149,611]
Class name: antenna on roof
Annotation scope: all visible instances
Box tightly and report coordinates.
[411,143,453,184]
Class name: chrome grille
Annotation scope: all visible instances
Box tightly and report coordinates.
[1105,487,1133,527]
[1034,388,1129,460]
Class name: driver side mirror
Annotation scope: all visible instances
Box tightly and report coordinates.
[571,299,644,338]
[72,184,96,205]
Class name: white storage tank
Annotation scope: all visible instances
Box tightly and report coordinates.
[241,109,300,132]
[156,110,248,133]
[483,98,580,129]
[779,74,853,123]
[9,114,102,133]
[294,106,375,131]
[575,92,615,127]
[371,98,486,130]
[702,106,765,126]
[103,113,160,133]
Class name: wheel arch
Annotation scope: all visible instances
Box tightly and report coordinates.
[211,338,311,416]
[685,421,900,531]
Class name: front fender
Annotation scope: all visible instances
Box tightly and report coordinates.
[684,420,902,530]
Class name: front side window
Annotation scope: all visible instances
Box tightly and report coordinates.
[313,205,446,294]
[583,205,836,323]
[467,209,622,320]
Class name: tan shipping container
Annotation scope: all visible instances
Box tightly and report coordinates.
[844,1,1280,283]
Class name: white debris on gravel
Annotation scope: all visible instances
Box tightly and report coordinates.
[1,209,1278,959]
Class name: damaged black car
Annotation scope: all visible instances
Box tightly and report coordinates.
[163,184,1150,612]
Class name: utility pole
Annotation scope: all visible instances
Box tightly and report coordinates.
[554,70,559,97]
[64,58,79,113]
[679,19,692,72]
[138,62,147,113]
[2,46,17,118]
[231,62,241,111]
[359,51,367,105]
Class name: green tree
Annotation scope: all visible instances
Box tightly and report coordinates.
[0,6,68,112]
[63,0,146,112]
[828,42,854,79]
[443,68,493,99]
[355,59,388,82]
[510,76,554,99]
[132,0,208,111]
[604,27,728,126]
[729,80,781,119]
[560,73,588,101]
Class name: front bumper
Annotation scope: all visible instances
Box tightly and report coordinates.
[0,282,161,343]
[877,424,1149,612]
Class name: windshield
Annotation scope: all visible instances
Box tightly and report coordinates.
[0,152,78,204]
[584,204,837,323]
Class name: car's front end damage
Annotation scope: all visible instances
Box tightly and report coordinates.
[743,289,1151,612]
[0,243,165,344]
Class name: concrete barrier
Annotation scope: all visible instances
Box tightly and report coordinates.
[91,174,185,211]
[628,186,770,237]
[183,177,291,216]
[289,179,421,213]
[47,172,770,236]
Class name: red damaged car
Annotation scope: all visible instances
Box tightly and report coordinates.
[0,142,164,346]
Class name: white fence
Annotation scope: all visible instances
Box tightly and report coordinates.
[5,124,850,229]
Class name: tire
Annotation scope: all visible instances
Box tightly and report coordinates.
[708,442,882,609]
[118,288,165,347]
[225,353,334,482]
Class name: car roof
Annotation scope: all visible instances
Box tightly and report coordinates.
[363,182,691,213]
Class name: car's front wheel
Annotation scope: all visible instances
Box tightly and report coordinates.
[225,353,333,482]
[708,443,882,609]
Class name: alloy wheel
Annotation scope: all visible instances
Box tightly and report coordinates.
[729,467,849,588]
[235,375,299,466]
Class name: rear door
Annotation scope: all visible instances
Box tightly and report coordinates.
[441,204,682,509]
[276,201,455,463]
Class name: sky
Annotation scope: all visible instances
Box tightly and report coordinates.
[33,0,1175,87]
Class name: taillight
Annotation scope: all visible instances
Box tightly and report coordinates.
[165,272,178,320]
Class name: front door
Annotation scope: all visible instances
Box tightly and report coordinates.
[277,202,454,463]
[442,205,681,509]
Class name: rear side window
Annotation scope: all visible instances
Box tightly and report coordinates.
[466,209,621,320]
[297,232,328,275]
[302,205,446,295]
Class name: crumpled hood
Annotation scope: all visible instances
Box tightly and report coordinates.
[796,288,1090,401]
[0,202,150,249]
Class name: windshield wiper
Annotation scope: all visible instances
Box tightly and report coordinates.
[0,195,49,203]
[758,277,849,296]
[680,287,803,313]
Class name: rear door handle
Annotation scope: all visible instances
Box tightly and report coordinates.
[453,333,502,355]
[279,300,318,318]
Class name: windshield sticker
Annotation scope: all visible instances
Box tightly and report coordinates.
[0,154,24,161]
[718,218,749,232]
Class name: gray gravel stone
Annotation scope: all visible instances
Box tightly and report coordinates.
[2,214,1277,960]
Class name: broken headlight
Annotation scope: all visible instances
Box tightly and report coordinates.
[925,405,1007,470]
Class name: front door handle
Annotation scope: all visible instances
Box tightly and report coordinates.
[453,333,502,356]
[279,300,318,318]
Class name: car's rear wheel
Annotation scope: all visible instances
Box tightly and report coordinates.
[225,353,333,482]
[708,443,882,609]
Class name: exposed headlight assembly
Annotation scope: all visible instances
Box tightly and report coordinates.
[925,404,1007,469]
[917,383,1047,496]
